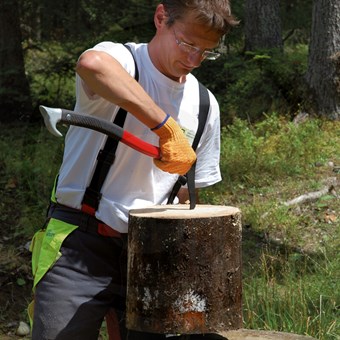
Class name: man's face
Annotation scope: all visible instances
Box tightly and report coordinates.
[151,10,222,82]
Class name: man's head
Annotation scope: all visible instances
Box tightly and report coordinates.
[149,0,238,82]
[160,0,238,35]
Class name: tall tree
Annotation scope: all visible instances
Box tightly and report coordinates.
[305,0,340,120]
[244,0,283,51]
[0,0,32,122]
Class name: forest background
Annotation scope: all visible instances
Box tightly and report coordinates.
[0,0,339,339]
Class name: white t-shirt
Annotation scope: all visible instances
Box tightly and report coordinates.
[55,42,221,233]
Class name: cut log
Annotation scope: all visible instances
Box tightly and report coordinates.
[126,204,242,335]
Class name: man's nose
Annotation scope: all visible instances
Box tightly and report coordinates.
[187,52,204,68]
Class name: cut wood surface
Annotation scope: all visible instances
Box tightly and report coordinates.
[129,204,241,219]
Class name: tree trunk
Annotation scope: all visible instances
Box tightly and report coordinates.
[127,205,243,335]
[244,0,283,51]
[0,0,32,122]
[305,0,340,120]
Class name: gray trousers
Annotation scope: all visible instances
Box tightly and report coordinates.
[32,228,168,340]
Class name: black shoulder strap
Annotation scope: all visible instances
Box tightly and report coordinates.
[192,82,210,150]
[81,44,139,215]
[167,82,210,209]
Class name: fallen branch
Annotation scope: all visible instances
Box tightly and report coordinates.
[284,178,338,206]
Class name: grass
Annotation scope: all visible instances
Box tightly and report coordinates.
[0,115,339,339]
[0,122,64,239]
[243,249,339,339]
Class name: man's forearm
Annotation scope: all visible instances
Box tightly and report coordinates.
[76,50,167,128]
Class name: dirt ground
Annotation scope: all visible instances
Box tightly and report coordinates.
[0,244,32,339]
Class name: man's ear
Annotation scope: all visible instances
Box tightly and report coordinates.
[154,4,167,29]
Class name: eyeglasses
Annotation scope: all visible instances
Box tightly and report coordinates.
[173,29,221,61]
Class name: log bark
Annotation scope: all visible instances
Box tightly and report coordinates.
[126,204,242,335]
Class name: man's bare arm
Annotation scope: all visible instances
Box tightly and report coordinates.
[76,50,167,128]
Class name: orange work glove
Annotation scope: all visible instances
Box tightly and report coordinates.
[152,115,196,175]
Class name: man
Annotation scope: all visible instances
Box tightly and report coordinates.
[30,1,238,339]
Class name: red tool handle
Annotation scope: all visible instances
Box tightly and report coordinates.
[122,130,161,159]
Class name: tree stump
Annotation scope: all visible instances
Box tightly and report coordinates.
[126,204,242,335]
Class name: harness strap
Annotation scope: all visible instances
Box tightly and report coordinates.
[49,202,121,238]
[81,44,139,216]
[167,82,210,209]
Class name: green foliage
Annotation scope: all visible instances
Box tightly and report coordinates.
[20,0,157,43]
[218,115,331,188]
[193,45,309,125]
[280,0,313,45]
[25,42,80,114]
[223,47,308,123]
[0,123,64,238]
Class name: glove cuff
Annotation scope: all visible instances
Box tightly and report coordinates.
[152,116,182,139]
[151,114,170,131]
